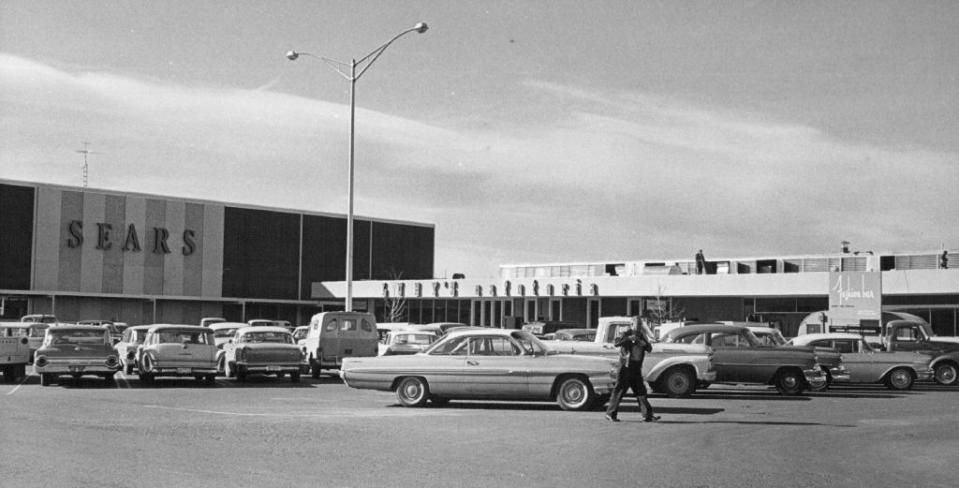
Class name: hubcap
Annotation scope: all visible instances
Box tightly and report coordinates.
[937,365,957,384]
[563,383,584,404]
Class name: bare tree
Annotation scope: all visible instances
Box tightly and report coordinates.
[383,270,407,323]
[646,285,685,327]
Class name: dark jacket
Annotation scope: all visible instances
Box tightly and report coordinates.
[614,331,652,368]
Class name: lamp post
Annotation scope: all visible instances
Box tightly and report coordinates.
[287,22,428,312]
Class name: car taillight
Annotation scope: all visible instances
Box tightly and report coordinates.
[105,356,119,368]
[35,356,48,367]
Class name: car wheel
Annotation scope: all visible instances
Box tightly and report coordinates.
[138,355,155,383]
[290,371,300,383]
[40,373,53,386]
[885,367,914,390]
[556,376,595,411]
[934,362,958,386]
[660,367,696,398]
[775,369,804,396]
[396,377,430,407]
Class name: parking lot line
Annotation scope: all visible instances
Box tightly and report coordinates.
[5,376,29,395]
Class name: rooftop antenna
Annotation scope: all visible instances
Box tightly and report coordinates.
[76,142,100,190]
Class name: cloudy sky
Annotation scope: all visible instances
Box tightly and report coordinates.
[2,1,957,278]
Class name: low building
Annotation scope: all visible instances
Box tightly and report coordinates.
[316,251,959,337]
[0,179,434,325]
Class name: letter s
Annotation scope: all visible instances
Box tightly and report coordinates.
[67,220,83,248]
[182,229,196,256]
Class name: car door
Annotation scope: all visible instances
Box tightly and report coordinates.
[708,331,763,383]
[464,335,529,398]
[421,335,472,396]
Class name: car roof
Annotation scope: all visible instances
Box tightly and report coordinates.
[237,326,290,334]
[790,333,864,344]
[444,327,517,337]
[666,324,749,336]
[145,324,210,332]
[554,328,593,334]
[210,322,248,329]
[46,325,110,331]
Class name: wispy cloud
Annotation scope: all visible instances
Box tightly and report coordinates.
[2,53,957,277]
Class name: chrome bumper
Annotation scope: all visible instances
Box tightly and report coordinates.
[237,362,309,374]
[35,359,120,374]
[804,367,828,390]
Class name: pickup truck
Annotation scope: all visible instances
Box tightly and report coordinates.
[881,320,959,386]
[541,316,716,398]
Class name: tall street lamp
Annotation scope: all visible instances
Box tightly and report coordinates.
[287,22,429,312]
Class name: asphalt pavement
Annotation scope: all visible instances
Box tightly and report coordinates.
[2,373,957,488]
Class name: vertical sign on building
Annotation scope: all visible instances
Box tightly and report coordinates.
[828,271,882,332]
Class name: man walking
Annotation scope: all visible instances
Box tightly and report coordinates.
[695,249,706,274]
[605,318,660,423]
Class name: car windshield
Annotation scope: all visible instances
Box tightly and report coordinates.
[158,330,213,345]
[47,329,108,345]
[239,331,293,344]
[214,328,240,338]
[754,330,787,346]
[293,329,308,340]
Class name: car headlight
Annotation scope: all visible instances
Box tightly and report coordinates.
[34,356,48,367]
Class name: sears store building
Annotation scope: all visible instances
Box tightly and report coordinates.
[0,179,433,326]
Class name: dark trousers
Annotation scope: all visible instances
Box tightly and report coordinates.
[606,363,654,419]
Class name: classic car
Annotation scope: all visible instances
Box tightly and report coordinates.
[292,326,310,345]
[748,326,848,388]
[662,324,826,395]
[521,321,582,339]
[340,328,619,411]
[199,317,226,328]
[33,325,120,386]
[114,325,153,374]
[221,326,308,382]
[210,322,248,371]
[378,330,438,356]
[20,314,59,324]
[552,328,596,342]
[136,325,218,385]
[788,333,934,390]
[542,317,716,398]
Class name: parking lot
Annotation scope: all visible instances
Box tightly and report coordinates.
[3,373,957,488]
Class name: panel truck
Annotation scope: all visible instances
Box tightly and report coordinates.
[542,316,715,398]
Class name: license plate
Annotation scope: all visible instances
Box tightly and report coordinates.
[68,365,85,372]
[176,368,191,374]
[266,366,281,372]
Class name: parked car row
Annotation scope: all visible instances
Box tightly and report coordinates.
[21,314,959,418]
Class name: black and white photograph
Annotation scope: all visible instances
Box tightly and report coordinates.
[2,2,958,487]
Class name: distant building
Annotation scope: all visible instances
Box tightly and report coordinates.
[318,251,959,337]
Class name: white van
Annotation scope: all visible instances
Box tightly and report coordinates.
[303,312,378,378]
[1,322,31,381]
